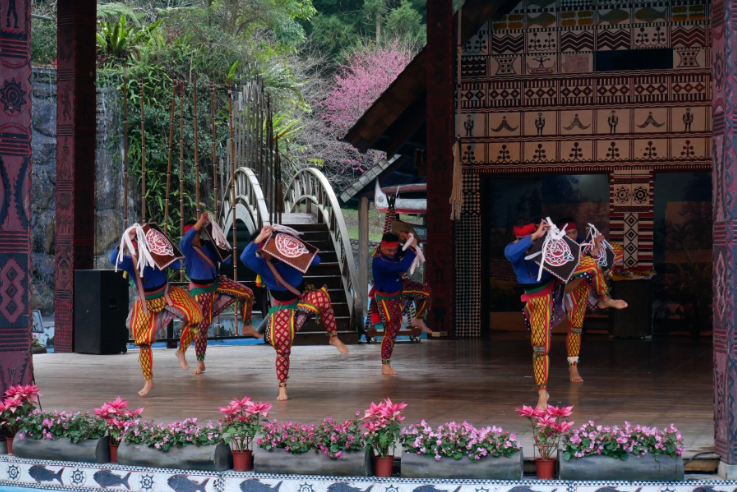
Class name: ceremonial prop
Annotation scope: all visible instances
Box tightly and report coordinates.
[582,223,616,271]
[142,223,184,271]
[202,219,233,263]
[525,218,581,282]
[259,232,318,274]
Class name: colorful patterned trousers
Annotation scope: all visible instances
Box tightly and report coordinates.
[401,278,431,320]
[127,285,203,380]
[565,255,615,366]
[190,276,254,362]
[373,291,404,365]
[523,291,553,390]
[263,287,337,386]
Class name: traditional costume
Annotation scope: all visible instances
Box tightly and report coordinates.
[180,223,254,365]
[504,223,566,390]
[110,224,203,382]
[391,220,432,328]
[240,235,338,389]
[370,238,417,366]
[559,221,624,367]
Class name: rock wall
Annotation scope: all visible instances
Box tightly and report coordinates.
[31,68,130,314]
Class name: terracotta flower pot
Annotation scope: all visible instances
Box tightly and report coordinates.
[374,455,393,477]
[109,443,119,463]
[5,437,13,456]
[535,458,556,479]
[232,450,253,471]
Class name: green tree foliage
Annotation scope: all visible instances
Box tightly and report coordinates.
[307,0,425,57]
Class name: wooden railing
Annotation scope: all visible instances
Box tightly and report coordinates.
[284,168,361,331]
[220,167,270,235]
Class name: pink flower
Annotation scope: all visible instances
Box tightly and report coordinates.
[546,405,573,417]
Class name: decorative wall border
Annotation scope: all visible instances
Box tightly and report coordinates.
[0,456,735,492]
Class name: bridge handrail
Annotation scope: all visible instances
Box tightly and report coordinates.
[220,167,270,234]
[283,168,361,331]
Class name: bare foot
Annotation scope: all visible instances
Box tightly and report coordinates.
[536,389,549,410]
[569,365,584,383]
[138,380,154,397]
[597,297,628,310]
[411,318,433,335]
[382,364,398,376]
[329,336,350,354]
[192,361,205,375]
[242,324,263,339]
[277,386,288,401]
[176,349,189,371]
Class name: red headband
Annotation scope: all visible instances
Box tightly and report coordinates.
[513,223,536,237]
[560,222,577,232]
[381,241,399,248]
[184,224,195,234]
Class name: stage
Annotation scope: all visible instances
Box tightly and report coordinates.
[30,331,715,469]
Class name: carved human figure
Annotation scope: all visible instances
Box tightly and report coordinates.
[683,108,694,132]
[608,110,619,133]
[535,113,545,136]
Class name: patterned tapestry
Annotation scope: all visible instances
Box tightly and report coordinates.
[0,0,32,391]
[455,0,712,337]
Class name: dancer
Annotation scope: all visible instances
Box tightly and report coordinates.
[180,212,261,376]
[505,220,561,409]
[241,225,349,401]
[558,219,626,383]
[110,225,203,397]
[391,221,433,335]
[370,231,419,376]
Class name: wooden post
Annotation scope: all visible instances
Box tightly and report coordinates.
[54,0,97,352]
[358,196,370,322]
[194,77,200,216]
[139,78,147,222]
[179,82,185,281]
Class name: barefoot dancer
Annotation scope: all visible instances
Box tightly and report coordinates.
[559,220,627,384]
[370,232,419,376]
[241,225,349,401]
[110,225,203,397]
[180,213,262,375]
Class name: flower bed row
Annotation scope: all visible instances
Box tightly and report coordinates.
[0,385,684,480]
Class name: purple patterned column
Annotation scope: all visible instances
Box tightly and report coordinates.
[426,0,455,337]
[54,0,96,353]
[712,0,737,471]
[0,0,32,391]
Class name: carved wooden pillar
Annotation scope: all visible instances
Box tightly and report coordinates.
[426,0,455,336]
[711,0,737,474]
[0,0,33,392]
[54,0,96,352]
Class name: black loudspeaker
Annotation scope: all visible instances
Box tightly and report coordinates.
[608,278,653,339]
[74,270,130,354]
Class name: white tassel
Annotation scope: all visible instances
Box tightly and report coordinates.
[449,140,463,221]
[402,233,426,275]
[207,217,232,250]
[525,217,572,281]
[115,224,156,277]
[585,222,613,266]
[272,224,303,237]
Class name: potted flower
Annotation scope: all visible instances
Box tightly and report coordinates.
[94,397,144,463]
[219,397,271,471]
[254,417,370,476]
[118,418,230,471]
[361,399,406,477]
[516,404,574,479]
[559,421,684,480]
[0,384,40,454]
[13,410,109,463]
[400,420,523,479]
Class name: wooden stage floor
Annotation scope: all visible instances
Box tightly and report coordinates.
[32,332,714,462]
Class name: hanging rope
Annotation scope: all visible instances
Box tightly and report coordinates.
[449,0,465,221]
